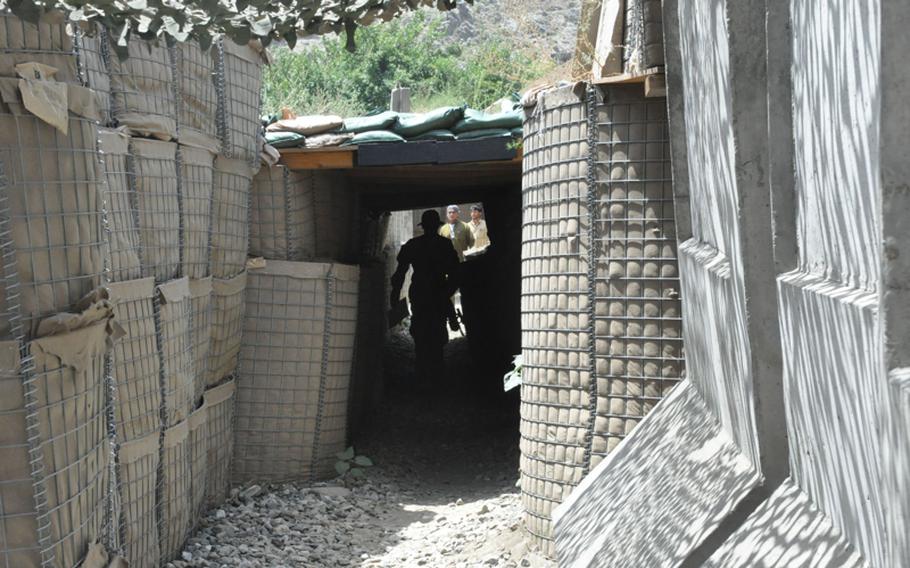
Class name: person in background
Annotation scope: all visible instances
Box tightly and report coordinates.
[438,204,474,262]
[390,210,460,384]
[468,204,490,251]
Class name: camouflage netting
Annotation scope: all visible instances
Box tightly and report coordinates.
[233,261,359,484]
[519,84,684,556]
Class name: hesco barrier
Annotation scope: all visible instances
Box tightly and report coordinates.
[117,431,160,568]
[178,146,215,280]
[160,420,191,561]
[233,261,359,484]
[99,129,142,283]
[188,277,213,404]
[210,157,254,279]
[156,277,194,427]
[207,271,246,387]
[105,36,177,141]
[131,137,180,283]
[215,38,264,166]
[519,84,684,555]
[249,165,317,261]
[204,378,236,506]
[173,41,219,153]
[187,400,209,530]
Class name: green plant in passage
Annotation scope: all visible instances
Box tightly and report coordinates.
[335,446,374,479]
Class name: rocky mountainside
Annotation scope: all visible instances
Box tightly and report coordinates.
[443,0,583,64]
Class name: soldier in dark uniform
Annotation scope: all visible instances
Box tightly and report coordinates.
[390,210,460,382]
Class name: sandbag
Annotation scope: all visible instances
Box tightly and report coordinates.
[174,41,219,152]
[160,420,191,562]
[410,129,456,141]
[341,110,398,133]
[99,128,141,283]
[264,130,305,148]
[452,107,524,133]
[207,271,246,386]
[131,137,180,282]
[179,145,215,279]
[157,277,193,426]
[189,277,213,403]
[0,109,105,339]
[215,38,265,165]
[392,106,464,137]
[118,431,161,568]
[455,127,514,141]
[108,277,161,442]
[344,130,405,145]
[266,114,342,136]
[107,37,177,140]
[187,401,209,527]
[250,165,316,260]
[211,157,255,278]
[205,378,235,505]
[234,261,359,483]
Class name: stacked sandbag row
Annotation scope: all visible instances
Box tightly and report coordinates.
[519,84,684,556]
[233,261,359,483]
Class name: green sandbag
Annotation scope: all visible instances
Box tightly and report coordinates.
[343,130,406,145]
[393,106,465,137]
[455,128,513,141]
[342,111,399,133]
[265,131,306,148]
[452,108,525,134]
[410,129,456,142]
[511,126,523,137]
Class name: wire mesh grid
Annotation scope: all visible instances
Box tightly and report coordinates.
[207,271,245,388]
[204,378,235,506]
[640,0,665,69]
[249,166,317,261]
[210,157,253,279]
[159,420,190,563]
[129,138,179,283]
[622,0,645,73]
[98,129,141,283]
[177,146,214,279]
[105,37,177,140]
[589,89,683,466]
[107,278,161,444]
[73,24,112,124]
[0,113,105,340]
[186,402,207,530]
[519,90,592,554]
[155,278,194,427]
[116,431,160,568]
[215,38,263,166]
[233,262,359,483]
[172,41,219,152]
[27,321,111,568]
[188,278,212,405]
[0,11,79,83]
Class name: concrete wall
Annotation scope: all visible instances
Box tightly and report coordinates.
[553,1,910,566]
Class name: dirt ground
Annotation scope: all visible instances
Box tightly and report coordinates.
[176,336,553,568]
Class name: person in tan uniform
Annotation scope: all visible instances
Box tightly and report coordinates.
[438,205,474,262]
[467,204,490,252]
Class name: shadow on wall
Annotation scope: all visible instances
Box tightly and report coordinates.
[552,381,760,567]
[703,479,867,567]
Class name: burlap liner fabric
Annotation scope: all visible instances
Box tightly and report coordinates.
[73,23,112,124]
[206,271,245,387]
[0,11,79,84]
[130,138,179,282]
[188,277,213,404]
[157,277,193,426]
[312,171,355,261]
[160,420,190,563]
[210,156,254,278]
[106,37,177,141]
[234,261,359,483]
[0,339,42,567]
[173,41,219,153]
[99,128,141,283]
[29,311,112,568]
[107,277,161,442]
[178,145,215,279]
[186,401,208,528]
[117,431,160,568]
[204,379,235,506]
[250,165,316,260]
[0,98,105,339]
[216,39,263,165]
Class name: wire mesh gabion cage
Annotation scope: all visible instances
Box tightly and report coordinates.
[207,271,246,388]
[130,138,180,283]
[106,36,177,141]
[156,277,194,427]
[186,401,208,530]
[99,129,142,284]
[172,40,219,153]
[211,157,255,279]
[0,11,80,83]
[160,420,191,563]
[249,165,317,261]
[116,431,160,568]
[177,146,215,280]
[214,38,264,166]
[233,261,359,484]
[188,277,212,405]
[519,84,684,556]
[204,378,235,506]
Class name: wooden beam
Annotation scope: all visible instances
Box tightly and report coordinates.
[645,74,667,98]
[592,66,662,86]
[279,147,356,170]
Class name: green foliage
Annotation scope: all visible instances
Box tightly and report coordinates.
[335,446,374,479]
[263,11,553,116]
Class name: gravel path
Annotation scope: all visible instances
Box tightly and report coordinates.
[176,339,553,568]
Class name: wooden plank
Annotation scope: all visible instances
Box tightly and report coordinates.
[357,141,438,167]
[645,74,667,98]
[436,137,519,164]
[592,66,662,86]
[279,147,356,170]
